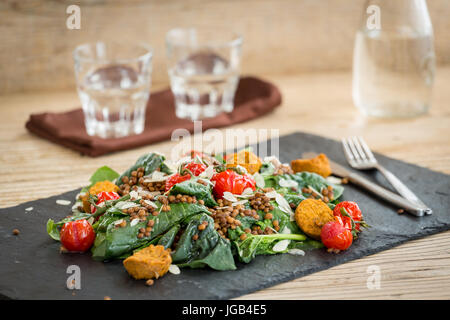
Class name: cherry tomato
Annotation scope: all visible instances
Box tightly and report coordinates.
[90,191,120,214]
[333,201,363,232]
[321,220,353,251]
[183,162,207,176]
[211,170,256,199]
[60,219,95,252]
[165,173,191,192]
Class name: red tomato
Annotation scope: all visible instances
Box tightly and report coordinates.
[183,162,207,176]
[91,191,120,214]
[333,201,363,232]
[60,219,95,252]
[321,220,353,251]
[165,173,191,192]
[211,170,256,199]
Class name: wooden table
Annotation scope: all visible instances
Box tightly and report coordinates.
[1,68,449,299]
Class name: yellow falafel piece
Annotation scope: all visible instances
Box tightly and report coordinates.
[290,153,332,178]
[123,245,172,280]
[294,199,335,240]
[226,150,262,174]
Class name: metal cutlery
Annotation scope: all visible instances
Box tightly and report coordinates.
[342,136,432,216]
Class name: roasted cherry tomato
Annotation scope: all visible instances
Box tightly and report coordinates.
[333,201,364,232]
[60,219,95,252]
[165,173,191,192]
[211,170,256,199]
[320,220,353,251]
[90,191,120,214]
[183,162,207,176]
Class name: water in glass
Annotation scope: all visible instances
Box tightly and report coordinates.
[78,65,149,138]
[73,42,152,138]
[168,52,239,120]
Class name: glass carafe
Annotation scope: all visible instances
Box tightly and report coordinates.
[352,0,435,118]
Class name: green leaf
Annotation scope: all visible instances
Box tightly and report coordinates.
[172,213,236,271]
[116,153,171,186]
[264,172,344,202]
[288,239,324,250]
[91,202,210,261]
[89,166,120,185]
[46,219,60,241]
[169,180,218,207]
[260,162,275,176]
[234,233,307,263]
[283,194,306,208]
[178,236,236,271]
[157,224,180,249]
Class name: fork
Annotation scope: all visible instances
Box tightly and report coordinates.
[342,136,432,215]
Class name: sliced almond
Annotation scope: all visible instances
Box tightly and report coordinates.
[168,264,181,275]
[272,240,290,252]
[56,199,71,206]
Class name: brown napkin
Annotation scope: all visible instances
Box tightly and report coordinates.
[25,76,282,157]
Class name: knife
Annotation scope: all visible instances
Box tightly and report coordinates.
[302,152,432,217]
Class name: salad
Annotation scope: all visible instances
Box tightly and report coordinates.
[47,150,367,283]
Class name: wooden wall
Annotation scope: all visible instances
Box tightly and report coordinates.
[1,0,449,94]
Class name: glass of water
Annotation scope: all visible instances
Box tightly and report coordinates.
[166,28,243,120]
[73,41,153,138]
[352,0,435,118]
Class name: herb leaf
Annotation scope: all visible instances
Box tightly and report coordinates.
[89,166,120,185]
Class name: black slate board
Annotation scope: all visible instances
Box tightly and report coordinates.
[1,132,449,300]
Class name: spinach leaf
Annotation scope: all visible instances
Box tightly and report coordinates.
[91,202,210,261]
[46,219,60,241]
[94,212,126,233]
[264,172,344,201]
[260,162,275,176]
[89,166,120,185]
[234,233,307,263]
[283,194,306,208]
[116,153,171,186]
[157,224,180,249]
[288,239,324,250]
[227,201,301,242]
[178,237,236,271]
[169,180,218,207]
[150,202,210,237]
[172,213,236,271]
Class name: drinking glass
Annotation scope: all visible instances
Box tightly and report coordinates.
[73,41,153,138]
[352,0,435,118]
[166,28,243,120]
